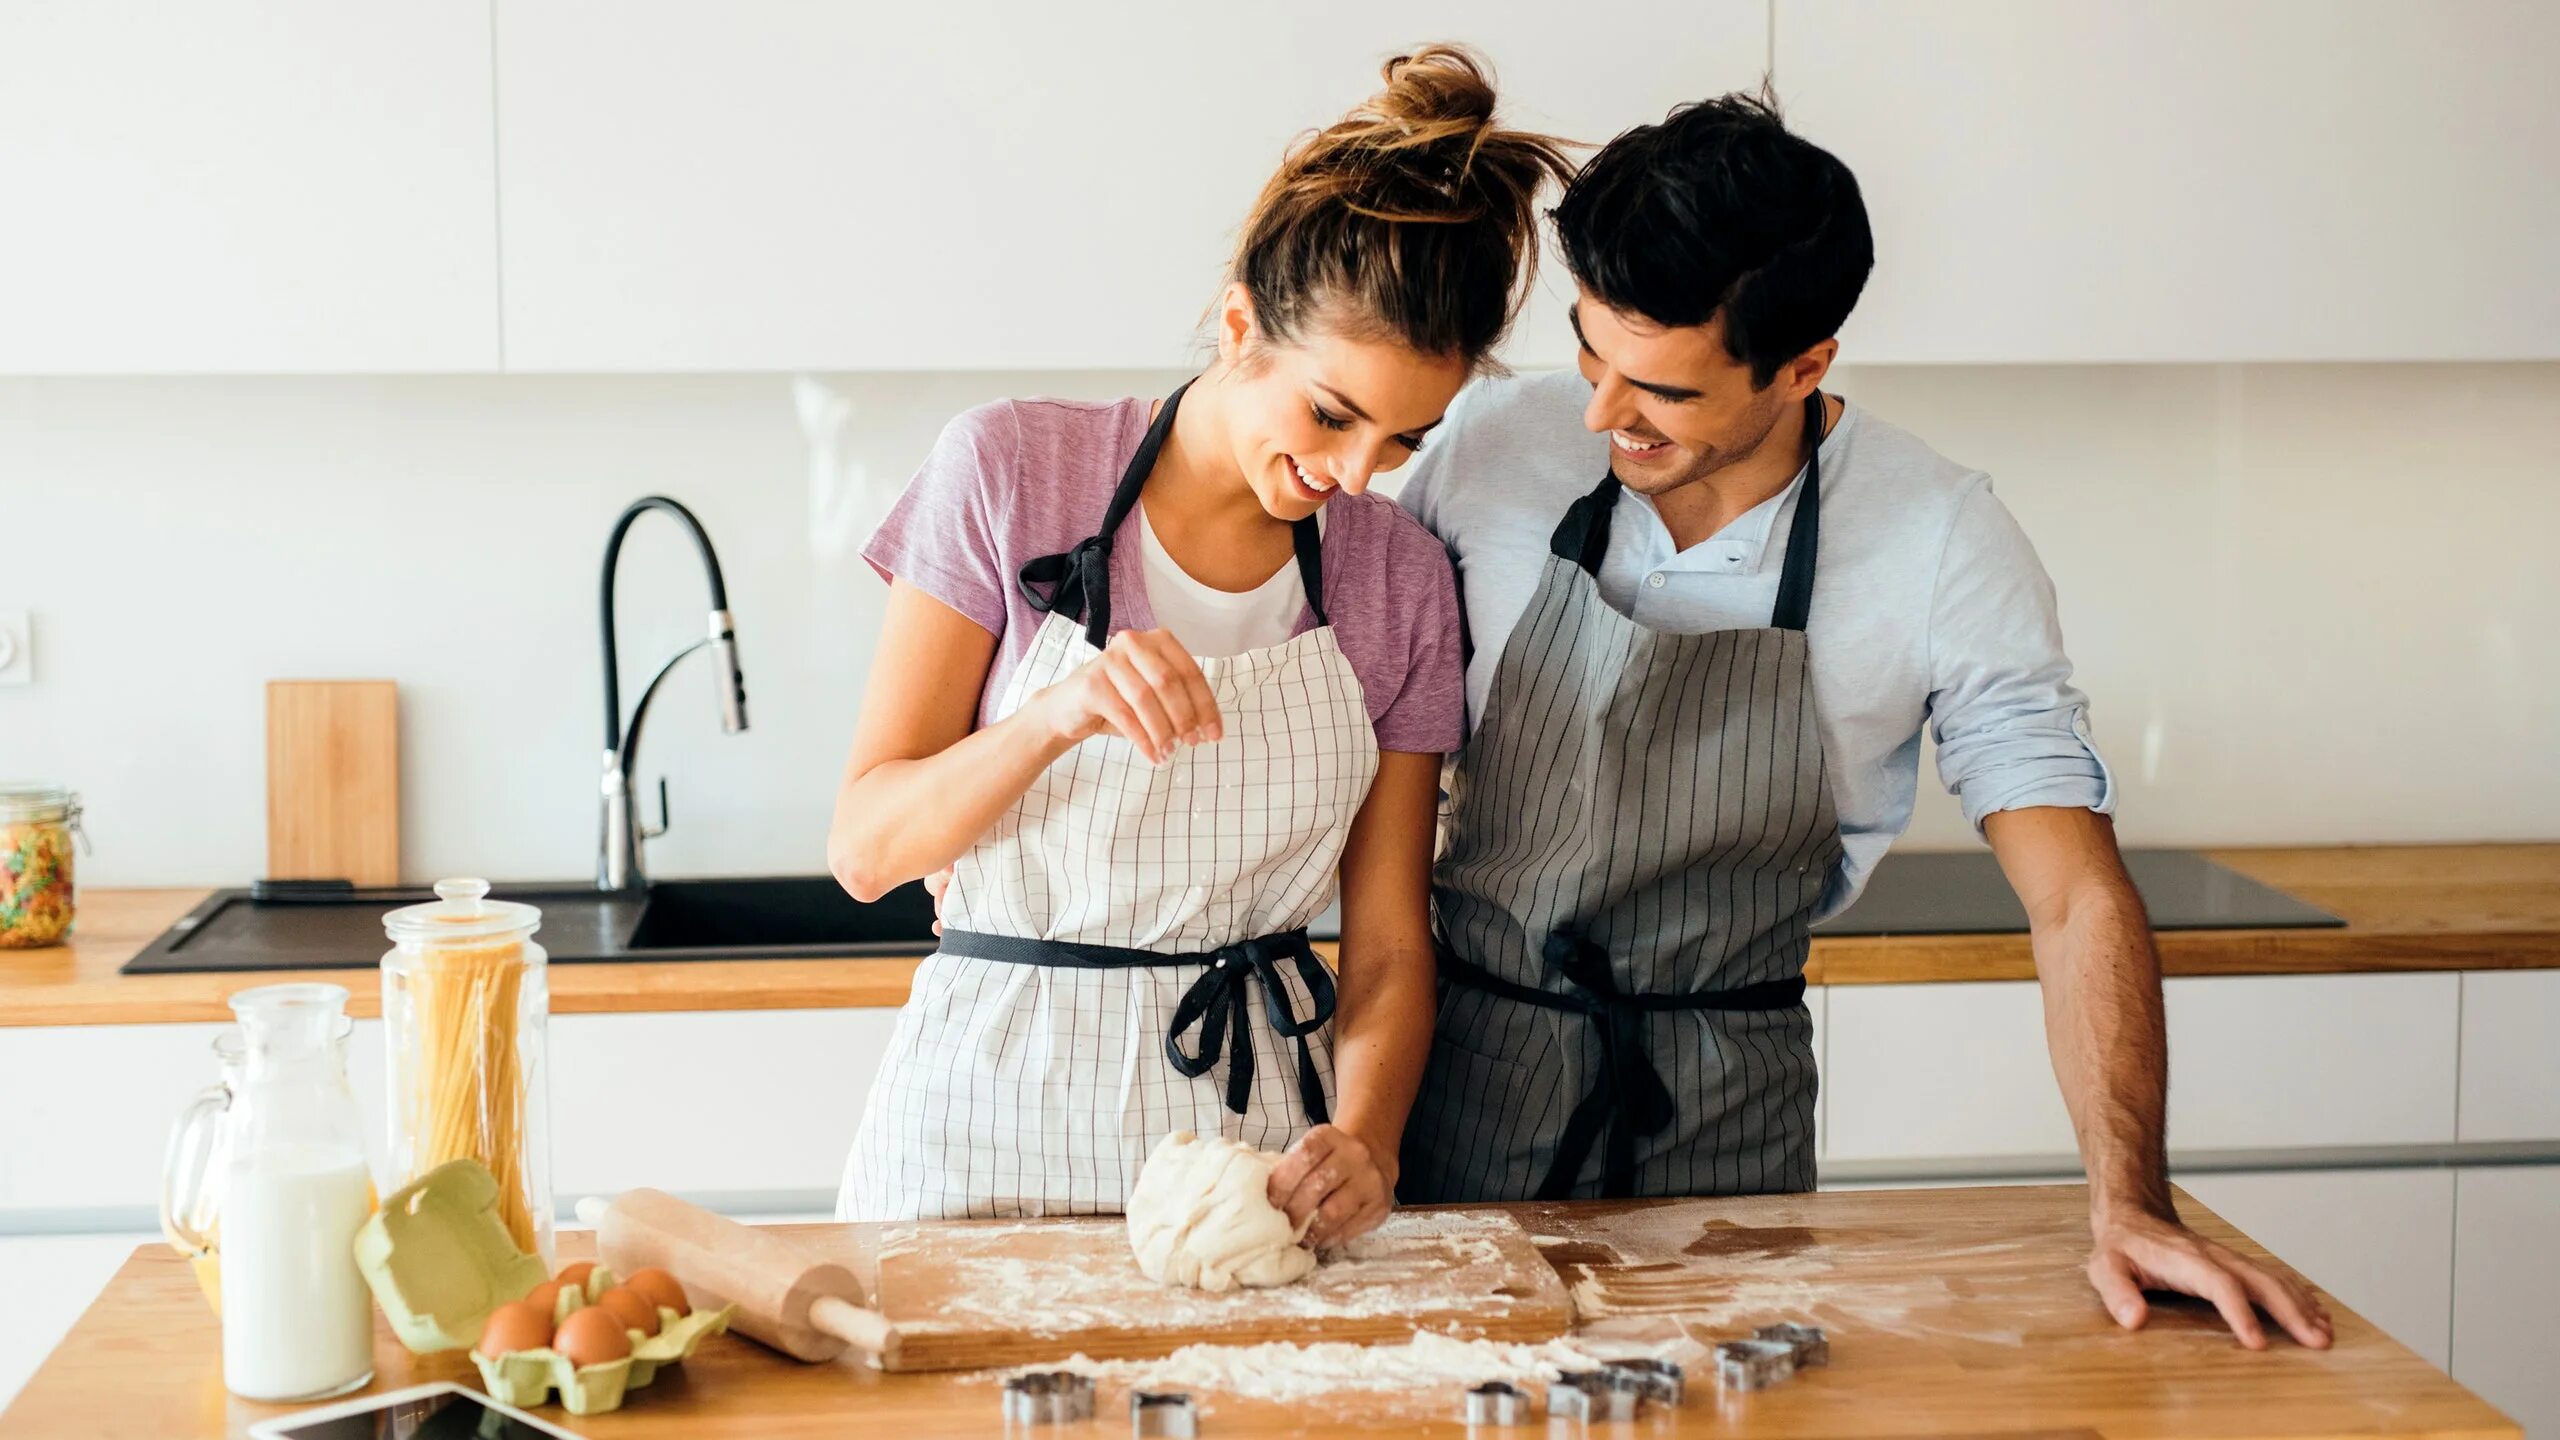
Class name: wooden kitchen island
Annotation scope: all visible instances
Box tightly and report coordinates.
[0,1185,2516,1440]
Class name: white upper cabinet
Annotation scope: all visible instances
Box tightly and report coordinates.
[0,4,500,374]
[492,1,1768,372]
[1777,0,2560,362]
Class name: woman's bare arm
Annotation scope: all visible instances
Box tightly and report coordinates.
[828,580,1221,901]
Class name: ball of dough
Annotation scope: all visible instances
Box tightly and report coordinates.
[1126,1131,1317,1292]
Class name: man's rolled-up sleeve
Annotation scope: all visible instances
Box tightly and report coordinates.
[1925,478,2117,834]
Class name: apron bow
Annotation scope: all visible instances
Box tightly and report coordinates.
[1165,935,1337,1123]
[1540,930,1679,1199]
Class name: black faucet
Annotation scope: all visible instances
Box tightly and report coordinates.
[598,496,747,891]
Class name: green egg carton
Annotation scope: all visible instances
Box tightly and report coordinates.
[470,1266,734,1416]
[353,1159,548,1355]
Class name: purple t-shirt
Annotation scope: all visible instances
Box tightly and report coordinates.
[863,396,1464,755]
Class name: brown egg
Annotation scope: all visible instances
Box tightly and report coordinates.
[523,1280,564,1318]
[623,1267,689,1318]
[554,1260,596,1291]
[594,1285,662,1337]
[476,1299,554,1358]
[553,1306,633,1369]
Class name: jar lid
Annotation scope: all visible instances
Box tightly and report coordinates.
[0,784,76,824]
[382,878,542,945]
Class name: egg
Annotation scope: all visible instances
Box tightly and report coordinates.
[553,1306,634,1369]
[476,1299,554,1358]
[623,1267,689,1318]
[523,1280,564,1318]
[554,1260,596,1291]
[595,1285,662,1337]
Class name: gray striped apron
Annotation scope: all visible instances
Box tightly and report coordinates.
[1400,391,1845,1203]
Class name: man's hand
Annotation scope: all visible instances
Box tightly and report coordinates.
[1268,1124,1396,1249]
[2089,1207,2333,1349]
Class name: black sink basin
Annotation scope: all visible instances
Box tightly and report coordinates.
[626,876,938,955]
[120,874,940,974]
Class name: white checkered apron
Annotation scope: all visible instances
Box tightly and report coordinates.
[840,383,1379,1221]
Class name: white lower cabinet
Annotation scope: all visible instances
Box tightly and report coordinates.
[2176,1168,2455,1369]
[1822,974,2461,1161]
[2453,1165,2560,1439]
[0,1233,156,1414]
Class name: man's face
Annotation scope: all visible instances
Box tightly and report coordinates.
[1570,295,1803,499]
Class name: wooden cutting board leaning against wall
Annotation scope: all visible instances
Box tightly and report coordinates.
[266,680,400,886]
[866,1209,1572,1372]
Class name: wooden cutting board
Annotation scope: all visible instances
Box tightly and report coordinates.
[265,679,399,886]
[869,1209,1572,1372]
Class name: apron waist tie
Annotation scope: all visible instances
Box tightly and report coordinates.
[1438,933,1805,1200]
[941,929,1335,1126]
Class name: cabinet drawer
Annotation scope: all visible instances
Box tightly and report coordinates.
[0,1022,387,1214]
[549,1008,899,1198]
[1824,974,2459,1161]
[2164,973,2457,1149]
[2458,971,2560,1141]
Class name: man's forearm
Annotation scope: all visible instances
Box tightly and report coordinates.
[1986,807,2174,1227]
[2032,865,2173,1224]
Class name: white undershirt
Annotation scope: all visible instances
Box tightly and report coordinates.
[1135,502,1320,658]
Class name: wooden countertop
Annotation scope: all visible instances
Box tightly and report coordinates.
[4,844,2555,1028]
[0,1185,2514,1439]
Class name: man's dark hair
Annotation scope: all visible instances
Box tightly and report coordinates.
[1553,91,1874,386]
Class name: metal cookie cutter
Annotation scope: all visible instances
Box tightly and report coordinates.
[1713,1338,1799,1392]
[1603,1357,1686,1405]
[1002,1371,1096,1426]
[1131,1390,1199,1437]
[1464,1380,1533,1426]
[1755,1322,1830,1369]
[1547,1368,1647,1423]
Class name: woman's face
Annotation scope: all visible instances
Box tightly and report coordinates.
[1212,288,1472,522]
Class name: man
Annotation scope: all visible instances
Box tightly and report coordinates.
[1393,93,2331,1351]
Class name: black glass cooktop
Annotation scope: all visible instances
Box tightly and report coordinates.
[1818,848,2341,936]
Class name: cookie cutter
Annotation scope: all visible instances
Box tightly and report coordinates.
[1463,1379,1532,1425]
[1603,1356,1686,1405]
[1131,1390,1198,1437]
[1713,1338,1798,1392]
[1003,1371,1096,1425]
[1547,1368,1647,1422]
[1755,1322,1830,1368]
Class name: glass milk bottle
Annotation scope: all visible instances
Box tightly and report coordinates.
[190,984,377,1401]
[381,879,553,1266]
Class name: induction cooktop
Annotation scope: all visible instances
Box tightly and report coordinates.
[1817,848,2342,936]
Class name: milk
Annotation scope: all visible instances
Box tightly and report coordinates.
[218,1145,375,1401]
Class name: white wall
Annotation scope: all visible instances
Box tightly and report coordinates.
[5,362,2555,888]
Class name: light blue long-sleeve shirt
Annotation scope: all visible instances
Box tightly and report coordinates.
[1398,368,2114,918]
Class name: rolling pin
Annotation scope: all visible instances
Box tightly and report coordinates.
[575,1190,900,1366]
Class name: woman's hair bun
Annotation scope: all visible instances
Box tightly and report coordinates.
[1232,44,1576,365]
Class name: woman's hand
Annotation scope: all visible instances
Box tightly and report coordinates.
[1028,629,1221,765]
[1269,1124,1397,1249]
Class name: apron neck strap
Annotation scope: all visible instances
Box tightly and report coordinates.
[1547,474,1624,574]
[1015,379,1330,649]
[1544,390,1828,633]
[1768,389,1826,634]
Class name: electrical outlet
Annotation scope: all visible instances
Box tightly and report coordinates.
[0,611,31,686]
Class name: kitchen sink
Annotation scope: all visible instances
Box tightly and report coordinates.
[626,876,938,955]
[119,874,941,974]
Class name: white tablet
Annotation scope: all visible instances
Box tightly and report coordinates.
[245,1382,587,1440]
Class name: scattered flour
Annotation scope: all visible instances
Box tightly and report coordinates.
[1010,1331,1629,1402]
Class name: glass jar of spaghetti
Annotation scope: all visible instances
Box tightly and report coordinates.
[381,879,552,1265]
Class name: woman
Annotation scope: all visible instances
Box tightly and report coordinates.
[829,46,1569,1247]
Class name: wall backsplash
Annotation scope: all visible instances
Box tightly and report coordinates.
[6,363,2554,888]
